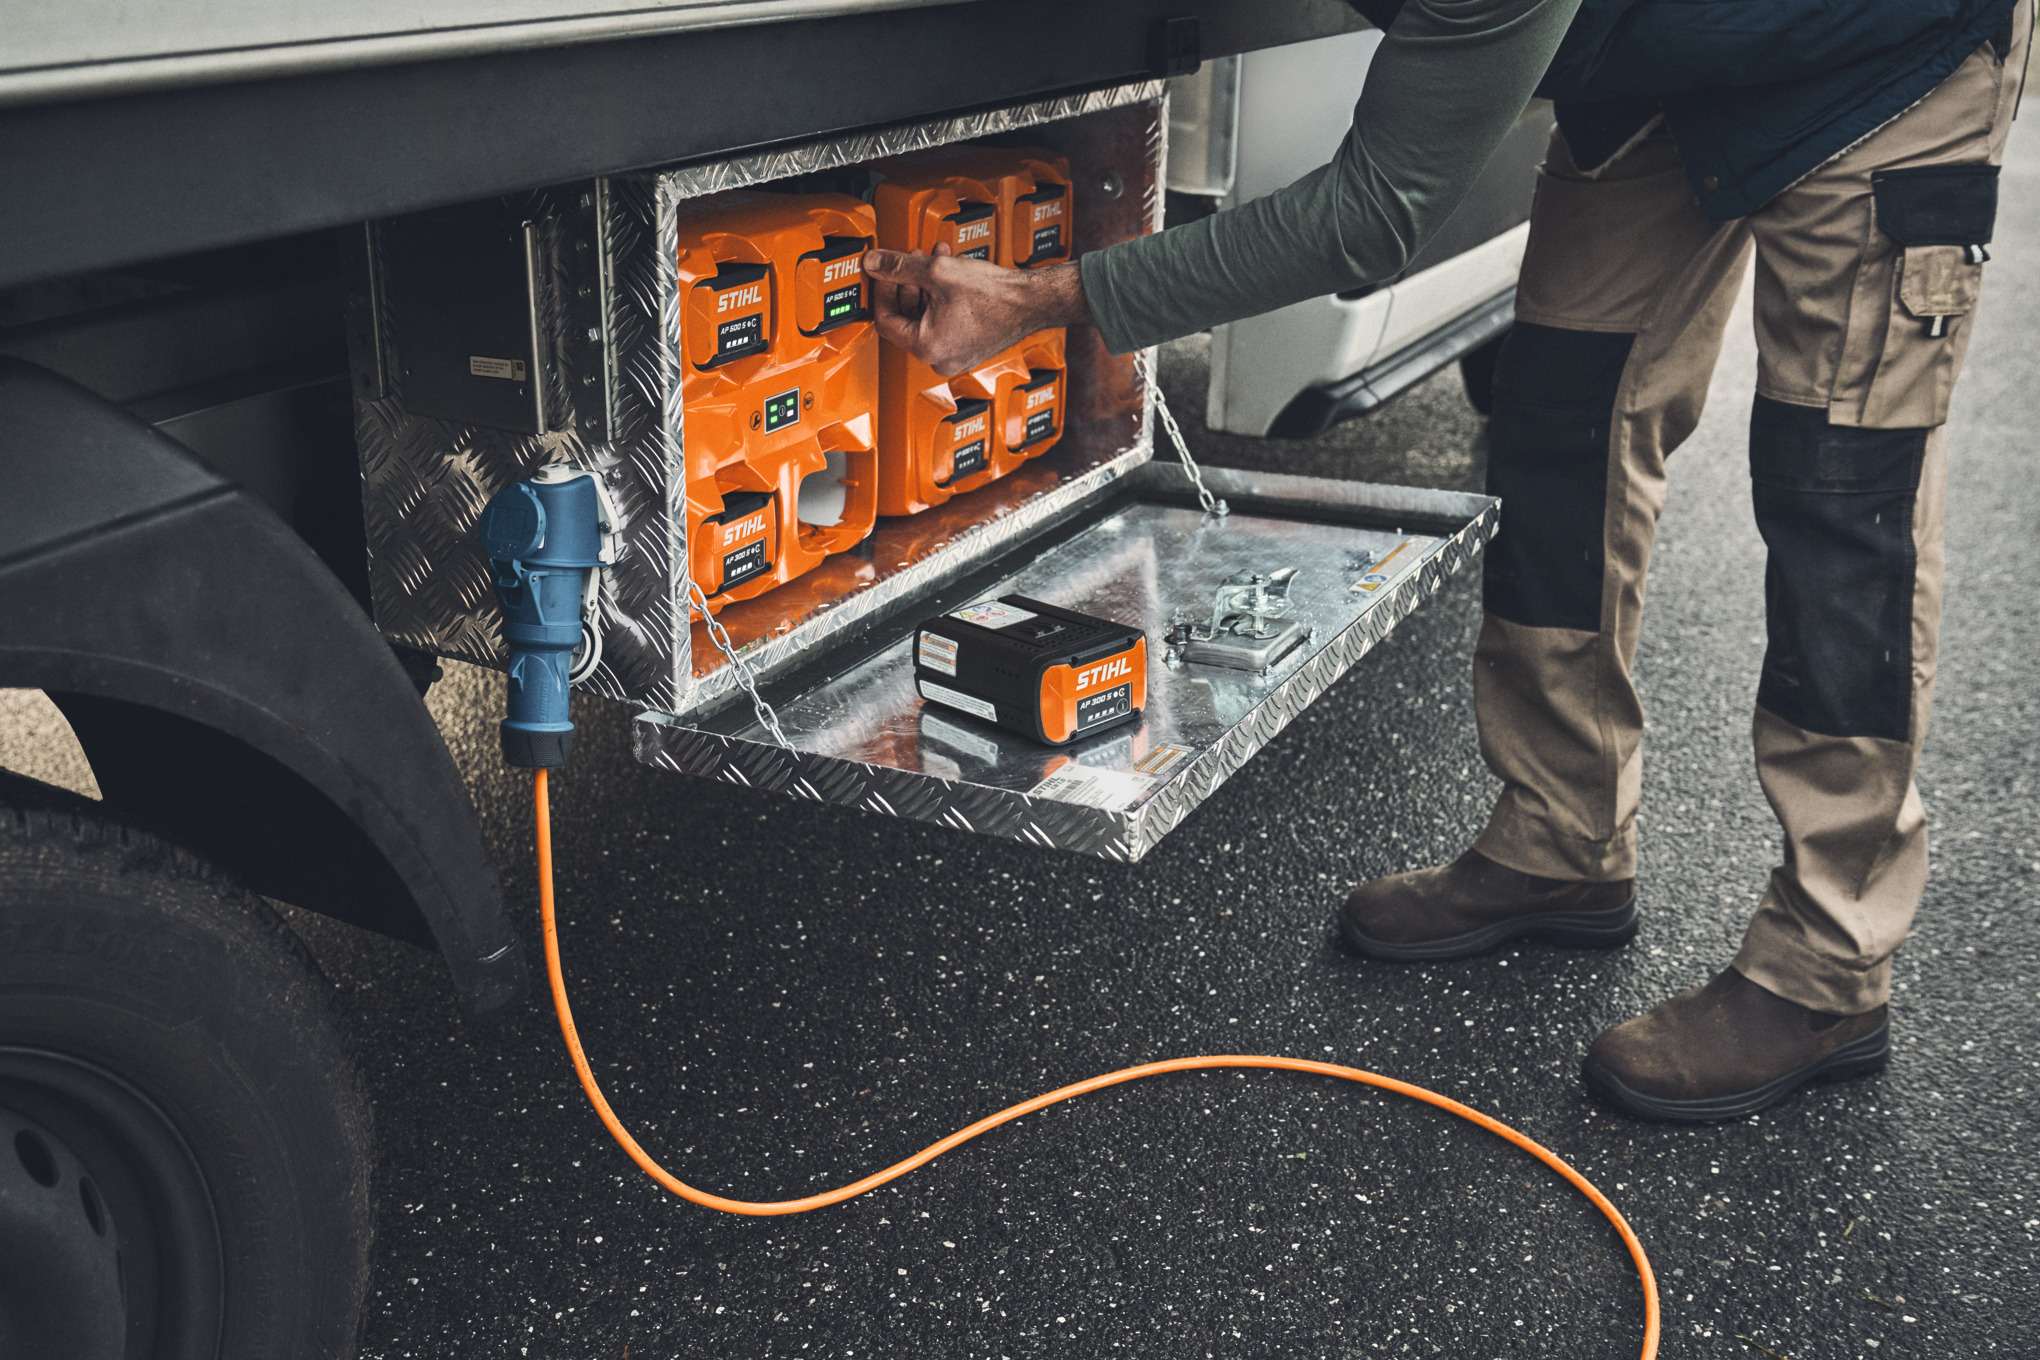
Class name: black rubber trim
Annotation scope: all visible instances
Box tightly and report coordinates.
[1270,288,1516,439]
[1339,890,1639,962]
[1583,1023,1889,1123]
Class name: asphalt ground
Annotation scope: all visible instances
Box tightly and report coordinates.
[6,112,2038,1360]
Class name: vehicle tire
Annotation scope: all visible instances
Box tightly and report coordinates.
[1460,329,1507,417]
[0,775,373,1360]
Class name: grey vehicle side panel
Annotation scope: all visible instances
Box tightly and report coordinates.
[0,0,1365,291]
[0,358,525,1019]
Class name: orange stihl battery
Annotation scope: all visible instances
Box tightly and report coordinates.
[685,260,771,369]
[701,489,778,594]
[913,596,1146,745]
[1011,179,1070,266]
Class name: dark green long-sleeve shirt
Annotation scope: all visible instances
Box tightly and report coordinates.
[1080,0,1582,356]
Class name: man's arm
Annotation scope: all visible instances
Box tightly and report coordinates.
[866,0,1581,371]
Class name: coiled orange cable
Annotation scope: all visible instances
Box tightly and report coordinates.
[535,768,1659,1357]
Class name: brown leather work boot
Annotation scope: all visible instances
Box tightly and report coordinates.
[1338,848,1637,961]
[1583,967,1889,1122]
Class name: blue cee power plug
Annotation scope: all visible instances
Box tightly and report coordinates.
[477,467,616,769]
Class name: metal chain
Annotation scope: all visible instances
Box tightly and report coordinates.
[687,580,795,751]
[1133,348,1227,518]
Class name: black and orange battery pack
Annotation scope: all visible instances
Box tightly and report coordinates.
[684,260,771,369]
[795,236,872,336]
[699,489,778,594]
[936,397,993,485]
[675,190,879,613]
[1004,365,1064,455]
[1011,177,1071,266]
[912,596,1147,746]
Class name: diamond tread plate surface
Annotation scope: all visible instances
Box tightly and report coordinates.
[635,469,1499,860]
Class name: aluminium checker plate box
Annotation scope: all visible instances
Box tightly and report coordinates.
[351,80,1168,715]
[636,464,1499,862]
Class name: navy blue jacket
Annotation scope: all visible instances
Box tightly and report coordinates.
[1354,0,2024,220]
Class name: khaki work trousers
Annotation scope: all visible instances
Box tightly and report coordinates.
[1472,12,2030,1015]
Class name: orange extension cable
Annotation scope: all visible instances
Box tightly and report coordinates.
[535,768,1660,1358]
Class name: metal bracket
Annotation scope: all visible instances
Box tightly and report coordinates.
[560,181,616,444]
[1168,567,1311,673]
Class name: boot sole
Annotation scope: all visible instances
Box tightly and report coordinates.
[1581,1022,1890,1124]
[1339,891,1639,962]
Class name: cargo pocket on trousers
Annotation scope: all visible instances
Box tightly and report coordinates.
[1860,165,1998,427]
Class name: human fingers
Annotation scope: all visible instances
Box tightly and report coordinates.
[862,248,940,288]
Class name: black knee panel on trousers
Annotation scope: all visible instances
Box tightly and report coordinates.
[1483,323,1636,632]
[1750,396,1927,742]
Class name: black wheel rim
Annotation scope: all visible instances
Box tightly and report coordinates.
[0,1046,225,1360]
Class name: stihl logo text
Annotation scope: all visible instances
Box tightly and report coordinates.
[1075,657,1131,692]
[718,286,762,313]
[1026,387,1056,409]
[1034,200,1064,219]
[725,512,768,540]
[957,220,993,243]
[824,259,861,284]
[954,415,987,439]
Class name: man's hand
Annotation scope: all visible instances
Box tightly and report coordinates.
[863,244,1088,376]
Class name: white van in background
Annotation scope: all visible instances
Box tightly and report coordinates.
[1168,30,1551,437]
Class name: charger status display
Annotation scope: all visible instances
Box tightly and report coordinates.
[764,388,801,433]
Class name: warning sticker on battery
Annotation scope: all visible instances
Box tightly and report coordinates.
[1028,764,1155,811]
[949,601,1037,630]
[917,630,959,676]
[919,678,996,723]
[1075,683,1132,732]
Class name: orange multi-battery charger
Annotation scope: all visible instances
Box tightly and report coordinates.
[675,191,879,612]
[870,147,1072,517]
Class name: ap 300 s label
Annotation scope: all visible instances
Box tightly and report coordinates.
[1075,683,1132,732]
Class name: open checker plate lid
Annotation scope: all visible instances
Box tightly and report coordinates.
[636,463,1497,862]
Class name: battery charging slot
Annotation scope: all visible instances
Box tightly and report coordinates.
[798,235,873,337]
[945,202,998,260]
[1015,181,1070,266]
[937,397,993,486]
[693,261,772,370]
[707,489,777,594]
